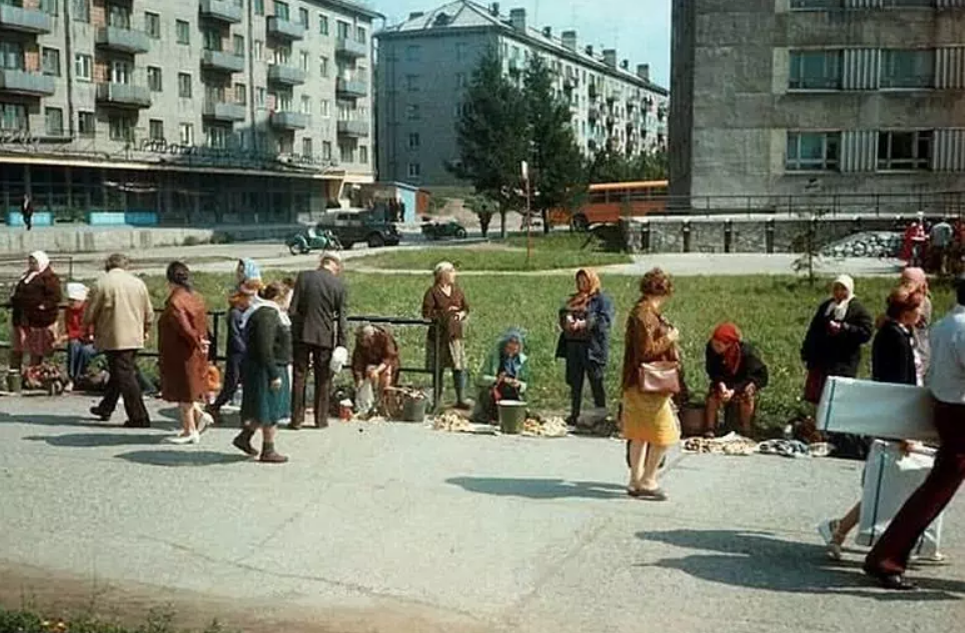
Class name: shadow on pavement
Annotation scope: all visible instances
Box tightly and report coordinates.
[23,433,163,448]
[114,450,252,467]
[638,529,965,601]
[0,411,119,429]
[446,477,626,500]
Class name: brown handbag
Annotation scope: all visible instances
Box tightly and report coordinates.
[637,361,681,394]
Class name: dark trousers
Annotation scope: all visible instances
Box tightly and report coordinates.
[865,399,965,575]
[213,352,244,408]
[23,213,32,231]
[565,342,606,418]
[291,342,332,428]
[98,350,149,425]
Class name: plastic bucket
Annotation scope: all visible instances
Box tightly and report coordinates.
[402,396,428,423]
[497,400,527,434]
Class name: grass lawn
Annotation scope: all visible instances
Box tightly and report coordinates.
[1,270,952,432]
[352,232,631,272]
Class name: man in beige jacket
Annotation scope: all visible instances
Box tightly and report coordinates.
[85,253,154,427]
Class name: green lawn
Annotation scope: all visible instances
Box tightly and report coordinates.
[2,271,952,432]
[353,233,631,271]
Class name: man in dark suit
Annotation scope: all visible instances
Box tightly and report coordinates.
[289,252,348,429]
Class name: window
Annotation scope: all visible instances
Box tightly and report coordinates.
[276,90,293,111]
[322,141,332,160]
[408,162,421,178]
[145,12,160,39]
[300,95,311,114]
[203,28,221,51]
[786,132,840,171]
[406,74,420,92]
[40,0,58,16]
[205,124,230,149]
[883,0,935,6]
[254,40,264,60]
[74,53,92,81]
[406,45,421,62]
[456,72,467,88]
[300,50,310,71]
[788,50,842,90]
[109,59,131,84]
[0,103,28,131]
[337,20,350,39]
[408,133,420,148]
[109,114,135,142]
[299,8,309,28]
[233,35,245,57]
[339,145,354,163]
[254,0,264,16]
[359,146,368,164]
[881,49,935,89]
[178,73,192,98]
[790,0,844,8]
[275,1,290,21]
[274,45,291,65]
[77,111,95,137]
[302,138,313,158]
[147,66,162,92]
[319,14,329,35]
[456,42,468,61]
[878,130,933,170]
[42,48,60,77]
[1,42,24,71]
[356,26,366,44]
[234,83,247,105]
[179,123,194,146]
[73,0,89,23]
[320,56,329,77]
[320,99,330,117]
[107,3,130,28]
[149,119,164,141]
[44,107,63,137]
[406,104,420,120]
[256,87,266,108]
[176,20,190,45]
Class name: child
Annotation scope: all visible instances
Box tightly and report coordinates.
[60,283,96,390]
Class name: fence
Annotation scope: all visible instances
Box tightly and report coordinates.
[658,191,965,218]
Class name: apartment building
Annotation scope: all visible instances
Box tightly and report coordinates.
[0,0,378,225]
[670,0,965,212]
[376,1,669,187]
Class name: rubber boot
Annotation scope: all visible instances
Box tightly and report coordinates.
[453,370,471,410]
[232,426,258,456]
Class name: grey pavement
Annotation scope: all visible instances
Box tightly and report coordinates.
[0,395,962,632]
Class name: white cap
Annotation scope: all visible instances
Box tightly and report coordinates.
[66,282,88,302]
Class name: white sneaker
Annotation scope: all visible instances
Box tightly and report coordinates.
[817,520,843,561]
[166,431,200,445]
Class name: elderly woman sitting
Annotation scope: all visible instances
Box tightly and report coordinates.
[351,324,400,416]
[473,329,530,424]
[704,323,769,437]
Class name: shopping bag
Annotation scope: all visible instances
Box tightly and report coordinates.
[856,440,943,558]
[816,377,938,442]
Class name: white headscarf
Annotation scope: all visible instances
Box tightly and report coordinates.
[825,274,856,321]
[240,296,292,331]
[22,251,50,285]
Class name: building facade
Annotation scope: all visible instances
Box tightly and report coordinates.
[0,0,377,226]
[376,1,669,187]
[670,0,965,212]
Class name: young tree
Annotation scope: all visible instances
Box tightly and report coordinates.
[452,49,528,237]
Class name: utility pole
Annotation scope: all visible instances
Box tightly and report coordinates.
[522,160,531,264]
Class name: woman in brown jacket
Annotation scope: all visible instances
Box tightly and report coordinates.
[158,262,210,445]
[422,261,471,409]
[9,251,62,372]
[621,268,680,501]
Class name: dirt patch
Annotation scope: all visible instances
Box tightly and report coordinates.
[0,561,493,633]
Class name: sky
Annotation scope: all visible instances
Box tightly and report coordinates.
[372,0,673,87]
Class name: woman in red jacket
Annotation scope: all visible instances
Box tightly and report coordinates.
[9,251,62,373]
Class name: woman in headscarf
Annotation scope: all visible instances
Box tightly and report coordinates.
[801,274,874,404]
[473,329,530,424]
[556,268,615,426]
[158,262,210,445]
[9,251,62,373]
[422,261,471,409]
[207,259,264,424]
[703,323,769,437]
[351,324,400,417]
[898,267,932,383]
[622,268,680,501]
[232,282,292,463]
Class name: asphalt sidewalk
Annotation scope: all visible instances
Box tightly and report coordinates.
[0,395,961,632]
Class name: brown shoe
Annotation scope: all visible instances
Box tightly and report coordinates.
[231,433,258,457]
[260,450,289,464]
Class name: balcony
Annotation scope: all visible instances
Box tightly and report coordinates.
[202,49,245,73]
[203,99,246,122]
[267,64,307,85]
[267,16,305,40]
[270,110,309,130]
[0,69,55,97]
[200,0,243,24]
[95,82,151,108]
[96,26,151,54]
[336,77,367,97]
[335,37,367,58]
[337,119,369,137]
[0,4,51,34]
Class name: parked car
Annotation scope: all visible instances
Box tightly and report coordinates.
[316,208,401,249]
[286,226,343,255]
[421,216,468,241]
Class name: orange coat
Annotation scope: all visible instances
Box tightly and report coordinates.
[158,287,208,403]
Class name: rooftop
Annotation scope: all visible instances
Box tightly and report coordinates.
[306,0,383,20]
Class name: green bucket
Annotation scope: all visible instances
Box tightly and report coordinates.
[497,400,527,434]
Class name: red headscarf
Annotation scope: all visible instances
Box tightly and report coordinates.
[712,323,743,376]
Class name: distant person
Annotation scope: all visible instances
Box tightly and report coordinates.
[21,194,34,231]
[863,279,965,590]
[59,282,96,389]
[351,324,400,417]
[473,329,530,424]
[9,251,62,374]
[422,262,471,409]
[158,262,210,445]
[703,323,768,438]
[85,253,154,428]
[556,268,614,427]
[928,219,953,274]
[289,252,348,429]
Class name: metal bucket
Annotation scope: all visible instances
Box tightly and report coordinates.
[6,371,22,394]
[402,396,428,423]
[497,400,527,435]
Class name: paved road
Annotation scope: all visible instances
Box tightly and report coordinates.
[0,396,961,632]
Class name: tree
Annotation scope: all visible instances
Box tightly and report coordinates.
[452,49,528,238]
[522,56,585,234]
[586,146,669,185]
[463,194,498,238]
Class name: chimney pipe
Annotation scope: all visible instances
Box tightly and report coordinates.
[490,3,500,16]
[637,63,650,82]
[585,44,594,56]
[621,59,629,70]
[603,49,617,68]
[509,8,527,31]
[542,26,552,38]
[562,30,577,51]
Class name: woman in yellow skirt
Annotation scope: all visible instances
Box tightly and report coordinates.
[621,268,680,501]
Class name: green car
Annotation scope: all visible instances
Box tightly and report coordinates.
[286,226,343,255]
[421,216,468,241]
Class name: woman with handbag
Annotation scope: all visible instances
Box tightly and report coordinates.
[621,268,680,501]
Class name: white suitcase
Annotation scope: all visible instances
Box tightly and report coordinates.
[816,377,938,442]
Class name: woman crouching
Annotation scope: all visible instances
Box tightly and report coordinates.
[703,323,768,438]
[473,329,530,424]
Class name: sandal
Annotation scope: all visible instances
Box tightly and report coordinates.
[629,487,668,501]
